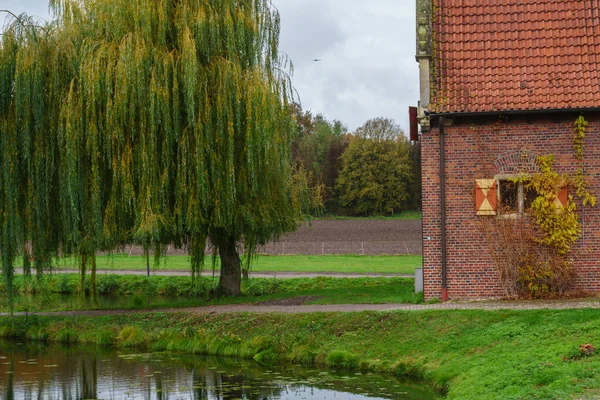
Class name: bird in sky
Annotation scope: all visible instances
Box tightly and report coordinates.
[311,59,321,62]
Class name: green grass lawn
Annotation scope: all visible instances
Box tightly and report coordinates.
[0,275,419,312]
[45,254,421,275]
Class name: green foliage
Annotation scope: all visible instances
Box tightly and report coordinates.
[0,0,300,304]
[290,344,317,365]
[25,326,49,342]
[326,350,360,370]
[336,120,415,216]
[244,278,281,296]
[290,105,349,215]
[527,155,580,255]
[95,329,115,347]
[55,327,79,344]
[97,274,119,295]
[118,325,146,347]
[573,115,588,160]
[573,115,597,207]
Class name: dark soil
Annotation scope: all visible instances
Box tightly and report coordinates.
[287,220,422,242]
[260,219,422,255]
[118,219,422,256]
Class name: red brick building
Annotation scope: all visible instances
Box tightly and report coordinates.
[415,0,600,300]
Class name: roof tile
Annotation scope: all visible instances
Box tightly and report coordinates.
[431,0,600,113]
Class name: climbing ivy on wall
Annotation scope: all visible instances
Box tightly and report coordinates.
[526,155,579,256]
[573,115,596,207]
[483,115,596,299]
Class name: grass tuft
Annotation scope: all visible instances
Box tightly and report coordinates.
[118,326,146,347]
[55,328,79,344]
[326,350,360,370]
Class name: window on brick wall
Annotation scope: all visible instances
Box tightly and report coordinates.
[497,177,536,215]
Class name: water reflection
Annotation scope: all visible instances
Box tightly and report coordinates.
[0,341,438,399]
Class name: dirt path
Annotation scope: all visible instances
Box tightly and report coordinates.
[14,268,412,279]
[4,298,600,318]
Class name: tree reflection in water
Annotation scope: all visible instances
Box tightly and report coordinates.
[0,341,438,399]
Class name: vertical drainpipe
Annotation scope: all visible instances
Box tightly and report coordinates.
[439,116,448,301]
[416,0,433,298]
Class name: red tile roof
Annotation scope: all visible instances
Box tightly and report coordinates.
[431,0,600,114]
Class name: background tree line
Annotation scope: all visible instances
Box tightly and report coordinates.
[290,104,421,217]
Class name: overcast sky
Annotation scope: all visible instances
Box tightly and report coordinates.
[2,0,418,133]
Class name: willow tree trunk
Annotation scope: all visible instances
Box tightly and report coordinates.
[79,254,87,298]
[22,244,31,276]
[90,255,97,303]
[217,237,241,296]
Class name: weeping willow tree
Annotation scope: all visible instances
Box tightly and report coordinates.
[0,0,302,303]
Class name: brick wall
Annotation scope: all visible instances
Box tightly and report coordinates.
[422,113,600,300]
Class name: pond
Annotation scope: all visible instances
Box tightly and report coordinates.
[0,341,439,399]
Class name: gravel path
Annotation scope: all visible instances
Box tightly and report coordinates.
[4,298,600,318]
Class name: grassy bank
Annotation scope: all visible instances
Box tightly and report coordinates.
[2,308,600,399]
[29,254,420,275]
[0,275,419,312]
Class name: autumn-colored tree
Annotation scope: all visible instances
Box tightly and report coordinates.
[0,0,300,305]
[407,140,422,210]
[354,116,402,141]
[290,104,348,215]
[336,118,414,216]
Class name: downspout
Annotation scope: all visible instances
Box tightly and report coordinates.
[439,116,448,301]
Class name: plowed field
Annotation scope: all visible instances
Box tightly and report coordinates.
[258,219,422,255]
[122,219,422,256]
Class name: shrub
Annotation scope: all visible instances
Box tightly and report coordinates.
[157,279,179,296]
[97,275,120,295]
[244,279,281,296]
[57,274,76,294]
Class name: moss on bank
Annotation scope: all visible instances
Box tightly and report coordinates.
[3,308,600,398]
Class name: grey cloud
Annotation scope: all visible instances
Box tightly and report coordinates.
[277,0,344,69]
[8,0,419,133]
[276,0,419,132]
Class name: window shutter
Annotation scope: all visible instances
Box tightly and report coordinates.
[476,179,497,215]
[554,186,568,209]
